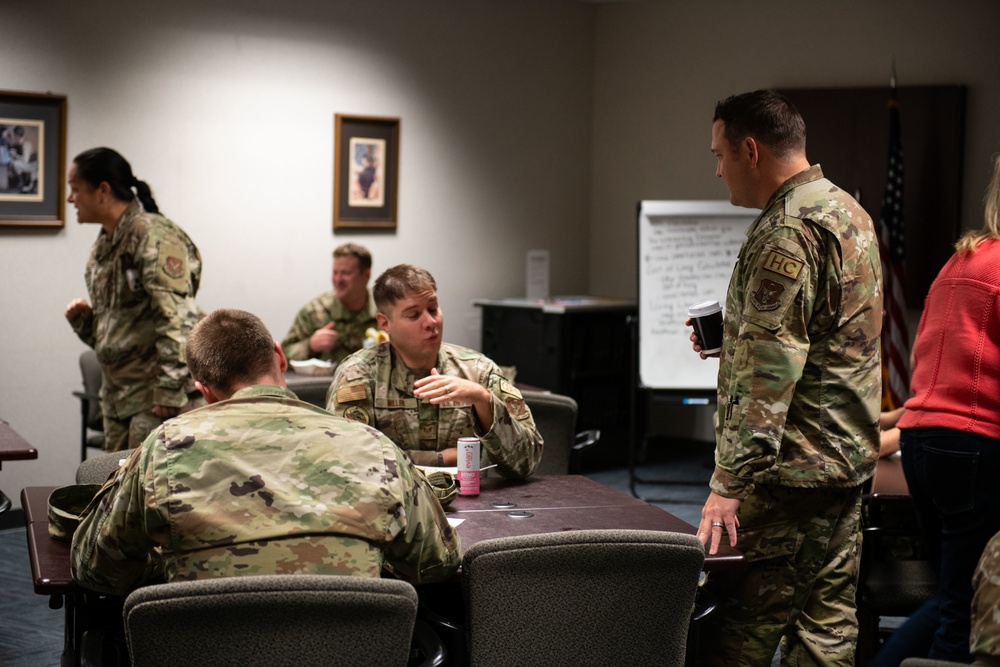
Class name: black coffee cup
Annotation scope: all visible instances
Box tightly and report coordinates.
[688,300,724,354]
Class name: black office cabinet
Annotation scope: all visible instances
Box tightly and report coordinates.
[475,299,636,466]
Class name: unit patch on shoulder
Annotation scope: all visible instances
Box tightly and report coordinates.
[505,396,528,420]
[164,256,185,279]
[762,249,803,280]
[343,405,370,425]
[750,278,785,312]
[336,384,367,403]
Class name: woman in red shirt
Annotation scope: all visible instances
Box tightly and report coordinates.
[873,156,1000,665]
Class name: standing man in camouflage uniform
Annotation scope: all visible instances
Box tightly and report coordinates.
[64,148,204,452]
[72,308,460,596]
[281,243,378,364]
[327,264,542,480]
[689,90,882,666]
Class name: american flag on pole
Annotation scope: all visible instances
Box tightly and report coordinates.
[878,79,911,411]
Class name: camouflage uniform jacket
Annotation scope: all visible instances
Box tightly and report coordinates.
[711,165,883,500]
[327,342,543,480]
[71,385,461,595]
[281,290,378,363]
[972,530,1000,665]
[69,200,203,418]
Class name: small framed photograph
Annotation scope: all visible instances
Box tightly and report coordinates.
[0,90,67,227]
[334,114,399,231]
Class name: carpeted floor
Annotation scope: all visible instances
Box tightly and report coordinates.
[0,527,64,667]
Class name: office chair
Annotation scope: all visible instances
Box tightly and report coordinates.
[123,574,437,667]
[462,529,705,667]
[73,349,105,460]
[76,448,136,485]
[520,390,599,475]
[856,498,938,664]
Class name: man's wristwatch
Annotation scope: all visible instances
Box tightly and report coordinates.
[436,451,444,466]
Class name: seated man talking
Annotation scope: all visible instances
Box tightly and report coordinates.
[72,308,460,596]
[326,264,543,479]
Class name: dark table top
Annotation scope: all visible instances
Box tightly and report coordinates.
[21,475,743,595]
[871,454,909,501]
[0,419,38,462]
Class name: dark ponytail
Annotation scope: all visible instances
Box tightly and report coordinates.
[73,147,160,214]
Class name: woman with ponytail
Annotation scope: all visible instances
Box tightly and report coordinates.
[64,147,205,452]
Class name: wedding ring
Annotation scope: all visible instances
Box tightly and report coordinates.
[711,521,724,528]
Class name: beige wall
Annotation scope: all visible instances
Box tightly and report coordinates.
[2,0,996,500]
[0,0,594,501]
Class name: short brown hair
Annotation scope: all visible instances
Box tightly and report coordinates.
[713,90,806,159]
[186,309,276,394]
[373,264,437,314]
[333,243,372,271]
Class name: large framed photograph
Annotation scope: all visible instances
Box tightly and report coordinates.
[334,114,399,231]
[0,90,67,227]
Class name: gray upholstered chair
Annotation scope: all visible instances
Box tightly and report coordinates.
[123,574,424,667]
[521,390,599,475]
[73,349,105,460]
[462,529,705,666]
[76,448,136,485]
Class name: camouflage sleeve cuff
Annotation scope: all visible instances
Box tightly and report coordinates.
[152,387,188,408]
[407,449,444,467]
[709,466,753,500]
[281,338,312,361]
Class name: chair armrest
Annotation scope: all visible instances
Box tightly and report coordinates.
[411,618,448,667]
[573,429,600,452]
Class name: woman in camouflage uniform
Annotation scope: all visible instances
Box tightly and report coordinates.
[64,148,204,452]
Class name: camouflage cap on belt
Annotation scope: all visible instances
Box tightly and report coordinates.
[423,470,459,507]
[47,484,101,542]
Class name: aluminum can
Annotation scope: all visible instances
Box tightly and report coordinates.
[457,437,480,496]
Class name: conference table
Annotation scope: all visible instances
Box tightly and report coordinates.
[22,475,743,666]
[1,419,38,515]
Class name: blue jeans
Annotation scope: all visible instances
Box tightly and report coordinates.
[871,428,1000,665]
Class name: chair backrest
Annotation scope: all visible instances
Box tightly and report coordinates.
[76,449,136,484]
[462,529,705,667]
[79,350,103,431]
[521,390,577,476]
[124,574,419,667]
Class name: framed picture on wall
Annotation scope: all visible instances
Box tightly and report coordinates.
[0,90,67,227]
[333,114,399,231]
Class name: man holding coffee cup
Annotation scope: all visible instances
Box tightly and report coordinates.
[689,90,882,667]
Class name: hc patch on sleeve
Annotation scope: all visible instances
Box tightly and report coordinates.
[762,249,803,280]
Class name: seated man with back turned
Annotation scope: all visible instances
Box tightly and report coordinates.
[72,308,460,596]
[326,264,543,479]
[281,242,378,364]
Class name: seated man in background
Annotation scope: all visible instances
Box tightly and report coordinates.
[327,264,543,479]
[281,242,378,364]
[72,308,460,596]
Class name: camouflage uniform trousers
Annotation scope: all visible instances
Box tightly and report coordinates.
[102,394,206,452]
[700,484,864,667]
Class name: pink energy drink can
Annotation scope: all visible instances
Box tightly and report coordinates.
[457,437,480,496]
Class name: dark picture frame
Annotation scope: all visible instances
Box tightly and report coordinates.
[334,114,399,231]
[0,90,67,227]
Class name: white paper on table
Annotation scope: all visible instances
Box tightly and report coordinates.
[447,517,465,527]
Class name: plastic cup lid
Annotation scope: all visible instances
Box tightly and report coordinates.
[688,300,722,317]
